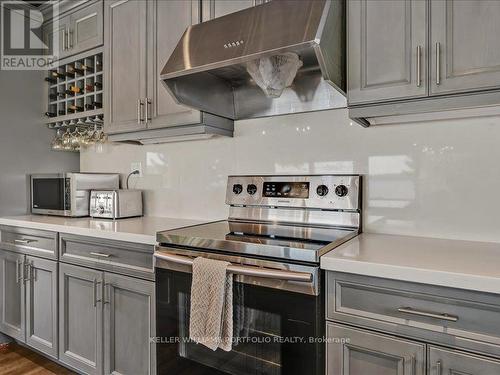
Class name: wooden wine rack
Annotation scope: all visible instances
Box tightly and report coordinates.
[45,52,103,125]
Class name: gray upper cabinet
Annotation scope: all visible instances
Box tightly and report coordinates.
[0,251,25,342]
[103,273,155,375]
[59,263,104,375]
[68,0,104,56]
[430,0,500,95]
[104,0,148,134]
[428,346,500,375]
[146,0,201,129]
[348,0,427,105]
[25,256,58,359]
[327,322,426,375]
[201,0,265,22]
[42,15,71,60]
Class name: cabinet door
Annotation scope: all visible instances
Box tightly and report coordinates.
[69,0,103,56]
[42,15,71,60]
[147,0,201,129]
[429,346,500,375]
[104,0,147,134]
[430,0,500,95]
[59,263,104,375]
[327,323,425,375]
[103,272,155,375]
[0,251,25,342]
[201,0,263,22]
[25,256,58,359]
[348,0,427,104]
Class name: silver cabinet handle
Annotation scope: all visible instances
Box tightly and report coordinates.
[137,99,145,124]
[90,252,111,258]
[62,29,67,51]
[416,45,422,87]
[436,42,441,85]
[69,29,73,49]
[398,307,458,322]
[16,259,23,284]
[103,283,111,305]
[30,264,35,282]
[23,261,31,283]
[93,279,102,307]
[154,252,313,282]
[14,239,36,245]
[145,98,152,123]
[436,360,442,375]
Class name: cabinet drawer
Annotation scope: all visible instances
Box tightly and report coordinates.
[327,322,425,375]
[0,226,57,260]
[60,234,154,280]
[428,346,500,375]
[327,272,500,356]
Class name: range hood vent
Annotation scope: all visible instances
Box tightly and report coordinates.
[161,0,346,120]
[107,113,233,145]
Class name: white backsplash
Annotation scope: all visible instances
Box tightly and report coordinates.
[81,108,500,243]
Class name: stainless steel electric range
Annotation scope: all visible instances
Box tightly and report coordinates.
[154,175,361,375]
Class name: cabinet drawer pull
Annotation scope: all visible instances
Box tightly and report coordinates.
[416,45,422,87]
[14,239,36,245]
[436,42,441,85]
[137,99,145,124]
[398,307,458,322]
[436,360,442,375]
[69,29,73,49]
[146,98,152,122]
[93,279,102,307]
[90,252,111,258]
[23,261,31,283]
[16,259,23,283]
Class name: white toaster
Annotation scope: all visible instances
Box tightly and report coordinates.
[90,190,143,219]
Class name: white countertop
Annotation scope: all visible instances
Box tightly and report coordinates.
[0,215,206,245]
[321,233,500,295]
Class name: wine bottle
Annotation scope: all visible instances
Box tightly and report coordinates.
[68,104,84,112]
[81,64,94,73]
[85,84,94,92]
[93,81,102,89]
[64,89,75,96]
[45,77,57,84]
[68,85,82,94]
[50,71,65,79]
[67,65,84,75]
[91,101,102,108]
[45,111,57,117]
[84,103,94,110]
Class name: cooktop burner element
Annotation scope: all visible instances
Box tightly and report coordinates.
[157,175,361,264]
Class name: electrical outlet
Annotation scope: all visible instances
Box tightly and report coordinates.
[131,162,142,177]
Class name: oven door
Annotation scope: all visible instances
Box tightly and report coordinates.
[31,174,70,215]
[155,247,324,375]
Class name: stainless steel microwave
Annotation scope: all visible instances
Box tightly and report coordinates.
[31,173,120,217]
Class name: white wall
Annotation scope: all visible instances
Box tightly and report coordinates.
[81,108,500,243]
[0,70,80,216]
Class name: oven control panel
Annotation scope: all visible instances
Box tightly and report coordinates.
[226,175,360,211]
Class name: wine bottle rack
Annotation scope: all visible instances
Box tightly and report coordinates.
[45,52,103,126]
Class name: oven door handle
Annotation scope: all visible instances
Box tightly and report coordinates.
[154,252,313,282]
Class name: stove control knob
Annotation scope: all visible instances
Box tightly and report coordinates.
[316,185,329,197]
[247,184,257,195]
[335,185,349,197]
[232,184,243,195]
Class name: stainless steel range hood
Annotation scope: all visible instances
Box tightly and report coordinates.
[160,0,346,120]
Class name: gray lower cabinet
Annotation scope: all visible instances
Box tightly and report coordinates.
[428,346,500,375]
[59,263,104,375]
[327,322,425,375]
[0,251,25,342]
[430,0,500,95]
[104,0,148,134]
[104,272,155,375]
[347,0,427,104]
[59,262,155,375]
[25,256,58,359]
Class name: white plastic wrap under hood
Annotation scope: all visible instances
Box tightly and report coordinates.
[160,0,346,120]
